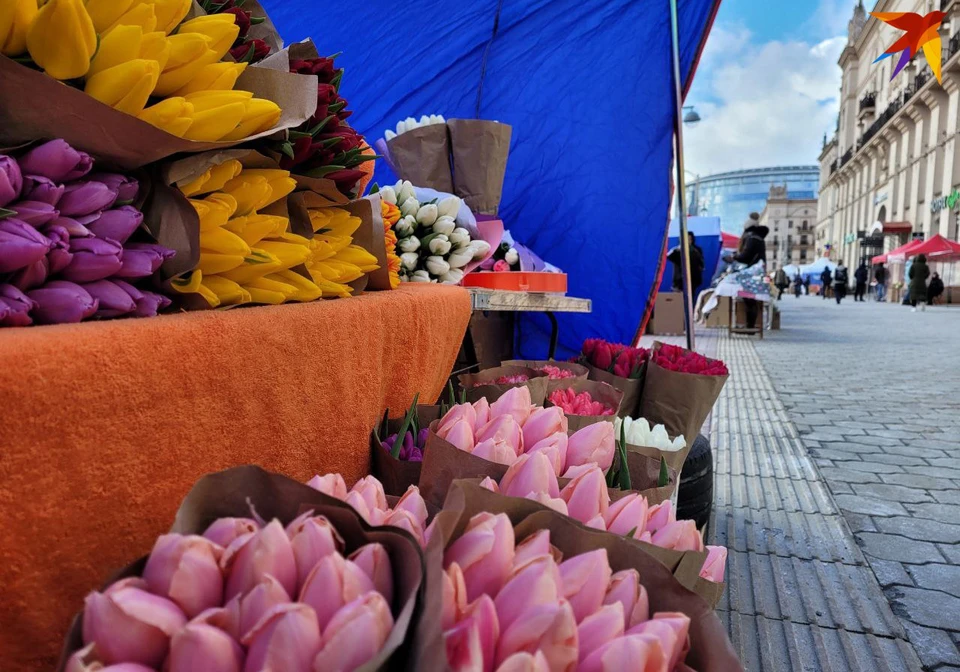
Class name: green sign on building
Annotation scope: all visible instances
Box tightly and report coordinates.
[931,188,960,213]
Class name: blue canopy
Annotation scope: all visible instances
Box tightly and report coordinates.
[659,216,722,299]
[264,0,721,358]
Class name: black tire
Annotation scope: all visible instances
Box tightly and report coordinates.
[677,434,713,530]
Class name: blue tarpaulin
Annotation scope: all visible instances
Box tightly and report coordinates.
[263,0,720,358]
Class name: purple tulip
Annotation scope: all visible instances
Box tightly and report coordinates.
[18,139,93,183]
[0,156,23,207]
[418,427,430,448]
[134,290,171,317]
[86,206,143,244]
[60,237,123,283]
[27,281,98,324]
[0,284,36,326]
[10,200,59,227]
[21,175,65,206]
[90,173,139,205]
[43,224,70,248]
[48,247,74,274]
[82,280,137,318]
[115,243,174,279]
[0,218,53,273]
[12,257,49,291]
[58,181,119,218]
[47,216,93,238]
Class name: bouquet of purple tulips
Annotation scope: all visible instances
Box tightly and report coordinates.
[0,139,175,327]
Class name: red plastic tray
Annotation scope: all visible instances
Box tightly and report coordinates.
[462,271,568,293]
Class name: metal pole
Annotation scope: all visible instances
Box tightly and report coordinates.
[669,0,696,352]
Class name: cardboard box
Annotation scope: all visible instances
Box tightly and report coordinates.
[649,292,685,335]
[704,296,730,328]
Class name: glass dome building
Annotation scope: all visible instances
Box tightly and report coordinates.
[685,166,819,234]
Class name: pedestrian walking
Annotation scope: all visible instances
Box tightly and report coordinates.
[723,212,767,329]
[804,276,810,295]
[874,263,887,302]
[854,262,868,302]
[820,267,832,300]
[909,254,930,312]
[793,272,803,298]
[834,261,848,304]
[774,267,789,300]
[927,271,944,306]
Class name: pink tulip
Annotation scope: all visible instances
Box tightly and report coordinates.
[489,385,532,425]
[168,623,244,672]
[604,569,649,628]
[306,473,348,499]
[604,494,649,537]
[494,555,562,633]
[472,438,518,466]
[559,466,609,524]
[202,518,258,548]
[442,562,469,629]
[495,651,550,672]
[344,491,373,523]
[513,530,557,567]
[222,519,297,601]
[577,603,625,663]
[238,574,289,639]
[559,549,612,622]
[65,643,156,672]
[584,514,606,530]
[438,403,477,438]
[521,406,567,448]
[350,475,388,512]
[478,476,500,493]
[286,511,344,591]
[579,634,667,672]
[192,598,241,640]
[495,599,578,671]
[350,543,394,605]
[381,508,425,545]
[143,534,224,618]
[560,463,595,480]
[82,582,187,667]
[313,592,394,671]
[449,594,499,672]
[525,433,568,477]
[445,418,477,453]
[700,545,728,583]
[500,452,560,499]
[444,512,515,603]
[394,485,429,527]
[644,501,675,534]
[651,520,703,552]
[627,612,691,672]
[444,615,483,672]
[473,397,491,430]
[527,491,569,516]
[242,603,321,672]
[476,415,523,455]
[299,551,375,631]
[565,422,615,471]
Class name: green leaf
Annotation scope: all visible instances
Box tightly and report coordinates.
[0,207,18,219]
[343,154,381,168]
[657,457,669,487]
[459,387,467,404]
[447,381,456,408]
[309,115,337,137]
[288,130,312,140]
[304,165,346,179]
[331,69,344,93]
[249,15,267,25]
[328,101,346,114]
[617,421,631,490]
[318,136,343,149]
[625,526,638,539]
[408,392,421,434]
[280,141,295,159]
[392,413,413,460]
[380,407,390,440]
[238,42,257,64]
[370,183,381,194]
[326,51,344,61]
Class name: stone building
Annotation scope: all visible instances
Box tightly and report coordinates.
[757,185,818,272]
[817,0,960,269]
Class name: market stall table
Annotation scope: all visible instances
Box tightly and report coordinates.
[0,284,471,672]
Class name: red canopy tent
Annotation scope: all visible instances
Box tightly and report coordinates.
[873,238,925,264]
[908,234,960,259]
[721,231,739,249]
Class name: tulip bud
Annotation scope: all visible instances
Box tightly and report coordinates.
[565,422,616,471]
[439,268,465,284]
[604,569,650,628]
[139,97,196,138]
[222,519,297,601]
[0,0,37,58]
[11,257,48,292]
[395,181,415,203]
[0,284,36,327]
[398,236,420,253]
[429,234,452,256]
[147,0,193,35]
[626,612,691,671]
[505,247,520,265]
[378,185,397,205]
[10,200,58,227]
[700,545,727,583]
[299,551,375,631]
[60,237,124,283]
[0,155,23,206]
[238,574,290,640]
[650,520,704,552]
[644,501,676,534]
[177,14,240,60]
[476,414,522,454]
[445,512,515,603]
[286,510,344,591]
[495,598,578,671]
[116,242,174,279]
[85,58,161,116]
[83,279,137,318]
[89,174,139,205]
[27,280,97,324]
[578,602,625,663]
[306,472,348,499]
[559,549,612,623]
[580,634,667,672]
[470,239,492,260]
[496,651,551,672]
[241,604,322,672]
[82,582,187,667]
[399,197,419,219]
[416,203,439,227]
[522,407,568,448]
[173,61,248,97]
[0,218,50,273]
[86,206,144,244]
[27,0,97,80]
[432,216,456,236]
[525,434,568,477]
[449,227,471,248]
[21,175,63,207]
[167,622,244,672]
[313,592,394,672]
[399,251,419,272]
[19,140,93,183]
[350,543,394,605]
[438,402,477,436]
[445,594,499,672]
[143,534,224,618]
[495,554,562,632]
[59,180,120,218]
[154,33,220,97]
[133,289,171,317]
[478,476,500,493]
[410,270,432,283]
[559,466,609,524]
[500,452,560,500]
[603,493,648,538]
[202,517,258,548]
[425,255,450,276]
[350,475,388,511]
[489,386,533,425]
[438,196,462,219]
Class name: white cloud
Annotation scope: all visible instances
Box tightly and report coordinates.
[685,28,846,176]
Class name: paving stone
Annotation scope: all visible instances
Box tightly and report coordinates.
[855,532,945,564]
[859,453,932,467]
[869,559,913,588]
[852,483,935,504]
[925,458,960,470]
[903,465,960,480]
[819,441,883,455]
[887,586,960,631]
[933,490,960,505]
[843,511,878,533]
[908,564,960,594]
[904,503,960,525]
[835,494,909,517]
[826,468,881,484]
[902,621,960,670]
[939,545,960,564]
[907,438,959,451]
[841,461,909,474]
[831,481,854,494]
[882,443,949,459]
[868,428,924,440]
[874,517,960,544]
[835,420,890,430]
[880,473,960,490]
[804,431,855,442]
[811,448,867,461]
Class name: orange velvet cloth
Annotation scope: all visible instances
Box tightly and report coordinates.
[0,283,471,671]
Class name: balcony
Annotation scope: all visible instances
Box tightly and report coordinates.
[858,92,876,120]
[951,32,960,60]
[839,148,854,167]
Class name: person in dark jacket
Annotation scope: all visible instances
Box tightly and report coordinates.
[833,262,848,304]
[774,268,789,299]
[927,271,944,305]
[820,267,832,299]
[793,272,803,297]
[909,254,931,311]
[668,232,705,294]
[874,263,887,302]
[725,213,768,328]
[854,262,868,302]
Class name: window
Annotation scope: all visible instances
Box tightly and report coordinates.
[788,221,793,228]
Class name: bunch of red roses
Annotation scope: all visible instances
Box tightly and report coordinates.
[580,338,649,379]
[653,343,728,376]
[200,0,271,63]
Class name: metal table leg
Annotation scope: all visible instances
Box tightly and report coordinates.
[546,311,559,360]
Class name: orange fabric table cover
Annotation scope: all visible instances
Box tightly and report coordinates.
[0,283,471,671]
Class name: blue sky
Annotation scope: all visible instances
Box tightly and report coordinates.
[684,0,852,175]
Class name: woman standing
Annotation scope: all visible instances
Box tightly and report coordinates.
[908,254,931,312]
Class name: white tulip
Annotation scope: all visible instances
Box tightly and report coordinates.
[395,216,415,238]
[436,115,446,124]
[432,216,456,236]
[405,116,417,130]
[429,235,452,256]
[400,252,419,271]
[410,270,432,283]
[400,197,420,218]
[449,227,471,248]
[399,236,420,253]
[439,268,465,284]
[399,273,409,282]
[671,435,687,451]
[397,180,416,204]
[469,240,491,259]
[437,196,461,219]
[425,256,450,276]
[379,185,397,205]
[447,248,473,269]
[505,247,519,265]
[416,203,438,226]
[384,129,397,141]
[419,115,430,126]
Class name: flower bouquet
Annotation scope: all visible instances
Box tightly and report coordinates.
[198,0,281,65]
[546,380,624,431]
[615,416,690,479]
[457,364,549,405]
[579,338,650,418]
[501,359,589,394]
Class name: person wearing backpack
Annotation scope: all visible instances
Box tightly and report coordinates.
[909,253,931,312]
[833,262,849,304]
[854,262,868,302]
[820,267,832,299]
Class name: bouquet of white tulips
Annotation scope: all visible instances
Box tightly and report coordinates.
[383,114,446,141]
[377,180,492,284]
[614,416,687,453]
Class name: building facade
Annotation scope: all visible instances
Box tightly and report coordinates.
[686,166,819,234]
[757,185,818,272]
[818,0,960,269]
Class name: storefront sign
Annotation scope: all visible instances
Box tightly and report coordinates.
[931,188,960,213]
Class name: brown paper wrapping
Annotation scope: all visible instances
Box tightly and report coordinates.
[628,442,690,475]
[385,125,454,193]
[544,379,624,430]
[639,343,729,445]
[0,57,317,170]
[457,365,548,405]
[438,482,740,668]
[584,362,644,418]
[360,192,393,291]
[57,466,443,672]
[244,0,284,54]
[371,406,443,496]
[500,360,589,395]
[446,119,512,215]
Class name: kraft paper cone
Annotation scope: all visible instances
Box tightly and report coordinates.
[371,406,443,496]
[584,362,644,418]
[457,365,548,405]
[420,423,512,508]
[544,378,624,429]
[361,192,393,291]
[628,441,690,475]
[385,125,454,194]
[447,119,512,215]
[624,450,679,505]
[501,360,589,394]
[244,0,284,54]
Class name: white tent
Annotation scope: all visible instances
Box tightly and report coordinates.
[799,257,838,282]
[781,264,801,277]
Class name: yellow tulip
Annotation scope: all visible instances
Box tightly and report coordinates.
[202,160,243,194]
[139,96,194,137]
[243,276,297,304]
[266,270,323,302]
[153,33,218,97]
[336,245,380,272]
[109,2,157,32]
[255,240,311,269]
[306,269,353,298]
[176,13,239,61]
[189,193,237,231]
[184,89,254,111]
[220,98,282,142]
[88,25,141,77]
[179,169,211,198]
[229,169,296,209]
[84,58,160,116]
[181,102,246,142]
[224,214,289,246]
[172,62,248,96]
[314,234,352,254]
[27,0,97,80]
[200,227,251,257]
[200,275,250,306]
[84,0,134,34]
[170,269,221,308]
[307,237,336,262]
[220,249,283,284]
[309,208,362,236]
[141,0,191,35]
[311,259,364,284]
[140,31,171,70]
[221,175,273,216]
[197,251,245,275]
[1,0,37,57]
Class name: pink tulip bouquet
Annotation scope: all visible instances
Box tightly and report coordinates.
[458,365,550,406]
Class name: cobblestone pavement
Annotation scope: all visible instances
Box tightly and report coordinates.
[753,297,960,671]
